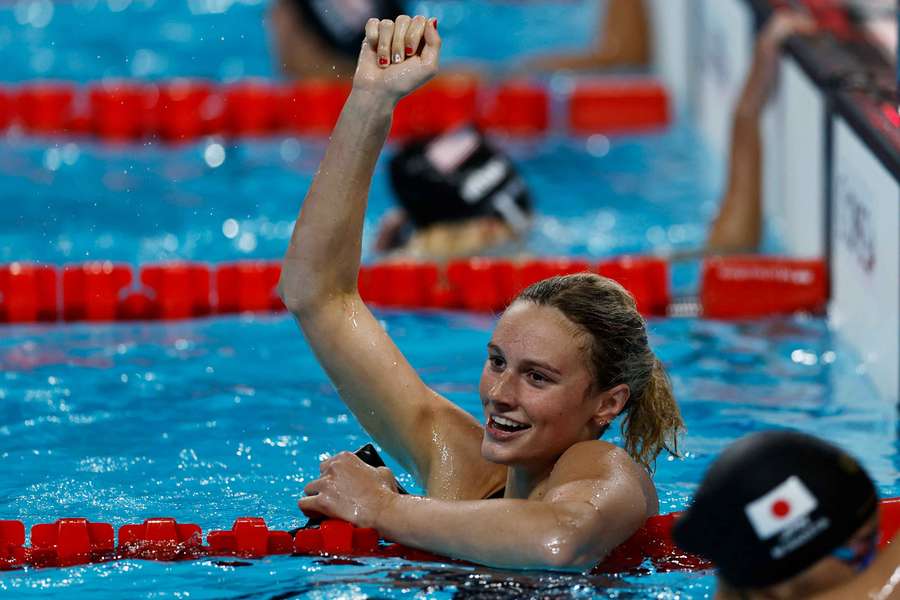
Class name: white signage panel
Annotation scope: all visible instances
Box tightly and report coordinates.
[830,118,900,402]
[774,57,826,257]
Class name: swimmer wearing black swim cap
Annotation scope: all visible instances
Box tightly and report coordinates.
[375,127,534,258]
[673,431,880,599]
[268,0,404,78]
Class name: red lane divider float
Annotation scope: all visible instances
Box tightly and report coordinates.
[0,88,11,132]
[16,82,77,135]
[0,256,829,325]
[90,81,156,141]
[30,518,115,568]
[569,79,669,135]
[392,76,479,140]
[154,80,214,142]
[223,79,281,138]
[0,520,25,569]
[62,262,132,322]
[0,513,692,572]
[118,518,204,561]
[207,518,293,557]
[478,81,550,136]
[3,497,900,571]
[0,77,669,142]
[700,256,828,319]
[216,261,284,314]
[0,263,57,323]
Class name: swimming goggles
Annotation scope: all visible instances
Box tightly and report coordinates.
[831,528,879,572]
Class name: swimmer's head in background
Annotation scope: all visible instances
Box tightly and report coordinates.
[389,128,534,236]
[291,0,405,59]
[673,430,878,589]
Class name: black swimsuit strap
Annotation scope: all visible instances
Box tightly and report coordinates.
[486,487,505,500]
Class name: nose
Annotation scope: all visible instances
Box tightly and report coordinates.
[486,369,515,408]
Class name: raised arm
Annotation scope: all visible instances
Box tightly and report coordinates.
[300,441,653,569]
[278,17,491,492]
[706,11,816,253]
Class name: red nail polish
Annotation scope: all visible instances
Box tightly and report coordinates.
[405,46,413,55]
[433,19,438,31]
[379,57,388,65]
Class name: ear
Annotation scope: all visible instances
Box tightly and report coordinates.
[590,383,630,428]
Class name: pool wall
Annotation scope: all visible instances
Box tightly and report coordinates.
[650,0,900,402]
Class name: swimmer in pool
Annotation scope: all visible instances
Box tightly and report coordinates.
[269,0,532,260]
[673,430,886,600]
[268,0,404,79]
[705,9,817,254]
[267,0,650,80]
[373,7,817,261]
[278,17,683,570]
[373,127,535,259]
[266,0,651,261]
[527,0,650,72]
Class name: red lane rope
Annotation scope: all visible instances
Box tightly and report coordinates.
[699,256,828,319]
[0,255,828,325]
[0,77,670,143]
[4,497,899,572]
[0,514,692,572]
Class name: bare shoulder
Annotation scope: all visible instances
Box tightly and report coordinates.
[544,440,658,517]
[549,440,647,483]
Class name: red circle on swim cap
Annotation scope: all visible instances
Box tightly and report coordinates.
[771,499,791,518]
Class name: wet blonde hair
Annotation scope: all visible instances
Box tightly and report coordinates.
[514,273,683,471]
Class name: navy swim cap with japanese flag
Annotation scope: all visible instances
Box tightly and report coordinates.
[294,0,404,58]
[672,431,877,588]
[389,127,533,233]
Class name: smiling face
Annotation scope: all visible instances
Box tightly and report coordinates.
[479,301,609,469]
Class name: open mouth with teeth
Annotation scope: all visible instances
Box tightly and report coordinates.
[488,415,532,434]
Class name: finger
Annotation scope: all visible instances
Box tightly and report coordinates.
[392,15,412,64]
[766,11,815,45]
[405,15,427,57]
[364,18,380,56]
[785,14,817,36]
[377,19,394,67]
[319,456,335,474]
[330,451,357,468]
[304,478,322,496]
[375,466,396,487]
[298,494,326,517]
[421,17,441,68]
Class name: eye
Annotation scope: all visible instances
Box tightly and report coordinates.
[527,371,549,384]
[488,355,505,370]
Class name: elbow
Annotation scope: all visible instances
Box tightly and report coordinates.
[277,277,305,316]
[277,274,322,318]
[277,273,358,323]
[277,256,333,316]
[537,533,595,571]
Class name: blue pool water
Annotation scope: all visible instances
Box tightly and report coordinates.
[0,312,896,598]
[1,0,894,597]
[0,126,715,267]
[0,0,601,81]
